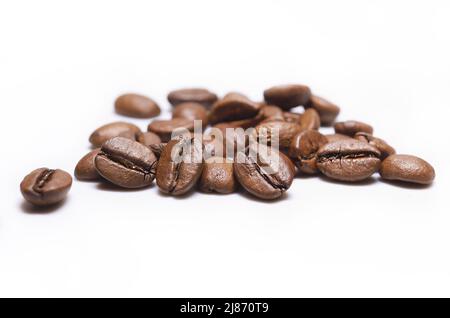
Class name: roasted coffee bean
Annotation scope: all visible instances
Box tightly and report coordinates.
[283,111,302,123]
[95,137,157,188]
[117,130,137,141]
[89,121,141,147]
[75,149,101,181]
[114,93,160,118]
[289,130,328,174]
[156,138,204,195]
[258,105,285,122]
[168,88,218,108]
[147,118,195,142]
[172,102,209,126]
[234,144,295,200]
[20,168,72,206]
[299,108,320,130]
[199,157,236,194]
[334,120,373,136]
[255,121,303,148]
[137,131,162,147]
[209,92,260,124]
[325,133,353,143]
[354,132,395,160]
[317,139,381,182]
[148,143,167,159]
[263,84,311,110]
[380,154,435,185]
[305,95,340,126]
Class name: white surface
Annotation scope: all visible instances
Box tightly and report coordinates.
[1,0,449,297]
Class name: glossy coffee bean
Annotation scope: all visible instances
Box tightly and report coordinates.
[172,102,209,126]
[380,154,435,185]
[20,168,72,206]
[283,111,302,123]
[147,118,195,142]
[89,121,141,147]
[156,138,204,195]
[199,157,236,194]
[114,93,160,118]
[95,137,157,188]
[325,133,353,143]
[317,139,381,182]
[299,108,320,130]
[137,132,162,147]
[334,120,373,136]
[305,95,340,126]
[168,88,218,108]
[354,132,395,160]
[289,130,328,174]
[263,84,311,110]
[209,93,260,124]
[255,121,303,148]
[258,105,285,122]
[75,148,101,181]
[148,143,167,159]
[234,144,295,200]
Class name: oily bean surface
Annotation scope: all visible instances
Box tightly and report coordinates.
[209,93,260,124]
[305,95,340,126]
[380,154,435,185]
[289,130,328,174]
[354,132,395,160]
[334,120,373,136]
[168,88,218,108]
[299,108,321,130]
[147,118,195,142]
[255,121,303,148]
[199,157,236,194]
[115,93,160,118]
[75,148,101,181]
[263,84,311,110]
[89,121,141,147]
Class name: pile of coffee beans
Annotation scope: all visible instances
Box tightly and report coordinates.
[20,85,436,207]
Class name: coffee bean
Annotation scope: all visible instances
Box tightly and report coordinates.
[299,108,320,130]
[209,92,260,124]
[254,121,303,148]
[199,157,236,194]
[380,154,435,185]
[325,133,353,143]
[282,111,302,123]
[258,105,285,122]
[354,132,395,160]
[156,137,204,195]
[75,148,101,181]
[334,120,373,136]
[137,132,162,147]
[317,139,381,181]
[168,88,218,108]
[89,121,141,147]
[20,168,72,206]
[289,130,328,174]
[147,118,195,142]
[115,93,160,118]
[234,144,295,200]
[305,95,340,126]
[95,137,157,188]
[148,143,167,159]
[263,84,311,110]
[172,102,209,126]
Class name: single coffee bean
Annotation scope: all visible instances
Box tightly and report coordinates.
[147,118,195,142]
[283,111,302,123]
[89,121,141,147]
[167,88,218,108]
[20,168,72,206]
[334,120,373,136]
[317,139,381,182]
[156,137,204,195]
[325,133,353,143]
[380,154,435,185]
[299,108,321,130]
[209,92,260,124]
[75,148,101,181]
[199,157,237,194]
[354,132,395,160]
[114,93,160,118]
[148,143,167,159]
[234,144,296,200]
[137,131,162,147]
[95,137,157,188]
[263,84,311,110]
[258,105,285,122]
[305,95,340,126]
[172,102,209,126]
[289,130,328,174]
[255,121,303,148]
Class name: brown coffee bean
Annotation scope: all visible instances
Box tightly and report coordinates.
[263,84,311,110]
[380,154,435,185]
[209,93,260,124]
[258,105,285,122]
[156,137,204,195]
[137,132,162,147]
[289,130,328,174]
[234,144,296,200]
[325,133,353,143]
[75,148,101,181]
[172,102,209,126]
[299,108,320,130]
[148,143,167,159]
[89,121,141,147]
[305,95,340,126]
[20,168,72,206]
[334,120,373,136]
[168,88,218,108]
[254,121,303,148]
[283,112,302,123]
[147,118,195,142]
[199,157,236,194]
[114,93,160,118]
[317,139,381,182]
[354,132,395,160]
[95,137,157,188]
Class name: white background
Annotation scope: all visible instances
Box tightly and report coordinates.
[1,0,449,297]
